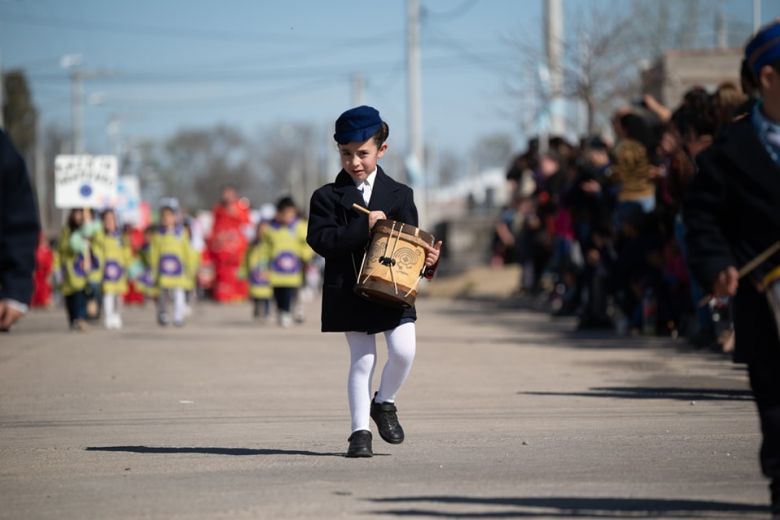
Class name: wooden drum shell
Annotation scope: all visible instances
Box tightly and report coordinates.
[354,219,435,308]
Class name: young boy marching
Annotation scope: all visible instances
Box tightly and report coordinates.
[307,106,441,457]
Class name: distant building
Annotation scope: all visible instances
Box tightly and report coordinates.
[641,48,742,105]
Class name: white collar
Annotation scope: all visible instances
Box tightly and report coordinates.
[354,168,378,188]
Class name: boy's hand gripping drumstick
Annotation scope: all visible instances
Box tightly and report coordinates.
[698,240,780,306]
[352,203,385,230]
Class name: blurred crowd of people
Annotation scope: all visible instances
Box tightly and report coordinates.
[30,187,316,332]
[494,69,756,355]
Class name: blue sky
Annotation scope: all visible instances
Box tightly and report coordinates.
[2,0,778,157]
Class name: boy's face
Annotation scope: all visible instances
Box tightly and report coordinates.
[338,138,387,183]
[759,64,780,104]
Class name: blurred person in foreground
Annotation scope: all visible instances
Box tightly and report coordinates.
[684,20,780,516]
[0,129,40,332]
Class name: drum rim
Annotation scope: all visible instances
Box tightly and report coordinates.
[373,219,435,246]
[354,279,415,308]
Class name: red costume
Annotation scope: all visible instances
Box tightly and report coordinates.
[30,234,53,307]
[207,197,250,301]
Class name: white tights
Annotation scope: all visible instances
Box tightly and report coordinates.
[157,288,186,323]
[102,293,122,329]
[345,322,416,433]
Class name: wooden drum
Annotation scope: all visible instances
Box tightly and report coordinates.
[354,219,436,308]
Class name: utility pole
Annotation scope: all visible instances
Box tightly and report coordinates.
[753,0,761,33]
[351,72,364,107]
[71,66,84,154]
[0,49,5,129]
[544,0,564,137]
[62,54,84,154]
[34,116,48,233]
[406,0,427,227]
[715,2,727,49]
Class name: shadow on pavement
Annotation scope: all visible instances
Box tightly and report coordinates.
[519,386,752,402]
[86,445,344,457]
[367,495,768,518]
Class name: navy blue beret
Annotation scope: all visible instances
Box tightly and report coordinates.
[334,105,382,144]
[746,18,780,77]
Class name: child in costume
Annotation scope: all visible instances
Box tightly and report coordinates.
[98,209,131,329]
[307,106,441,457]
[58,209,103,331]
[149,199,191,326]
[264,197,313,327]
[240,220,273,322]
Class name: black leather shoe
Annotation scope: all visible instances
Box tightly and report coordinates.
[371,393,405,444]
[346,430,373,458]
[771,479,780,516]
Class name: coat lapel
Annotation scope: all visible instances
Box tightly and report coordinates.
[722,119,780,223]
[368,166,400,211]
[332,170,365,216]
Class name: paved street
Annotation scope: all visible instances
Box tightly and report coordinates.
[0,296,770,519]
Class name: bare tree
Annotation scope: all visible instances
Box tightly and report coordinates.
[507,3,662,136]
[506,0,744,136]
[472,133,514,173]
[135,125,256,211]
[437,150,463,187]
[256,123,322,208]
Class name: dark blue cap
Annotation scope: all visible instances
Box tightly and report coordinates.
[334,105,382,144]
[746,18,780,77]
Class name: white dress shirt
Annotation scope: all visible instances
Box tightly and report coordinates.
[354,168,378,206]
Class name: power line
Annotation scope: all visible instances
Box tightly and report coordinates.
[1,11,396,46]
[422,0,479,21]
[97,77,342,111]
[25,52,513,85]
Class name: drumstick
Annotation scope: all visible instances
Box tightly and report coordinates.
[698,240,780,307]
[352,203,371,215]
[737,241,780,279]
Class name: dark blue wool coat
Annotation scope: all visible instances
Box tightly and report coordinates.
[307,167,418,334]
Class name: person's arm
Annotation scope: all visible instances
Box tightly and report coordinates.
[0,132,40,311]
[683,148,737,296]
[307,189,371,258]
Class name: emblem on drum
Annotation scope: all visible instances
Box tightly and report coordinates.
[355,219,435,308]
[393,247,420,271]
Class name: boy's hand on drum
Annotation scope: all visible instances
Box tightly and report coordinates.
[424,240,443,267]
[368,211,386,230]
